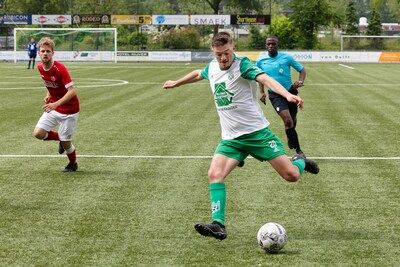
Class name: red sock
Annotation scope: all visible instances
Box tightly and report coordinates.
[45,131,59,141]
[67,149,77,164]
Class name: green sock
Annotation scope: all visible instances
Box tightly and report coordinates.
[292,159,305,175]
[209,182,226,225]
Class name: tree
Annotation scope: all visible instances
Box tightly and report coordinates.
[290,0,333,49]
[344,1,360,50]
[161,26,201,49]
[366,8,383,50]
[248,25,264,49]
[130,31,148,50]
[269,15,299,49]
[387,0,400,22]
[345,1,359,35]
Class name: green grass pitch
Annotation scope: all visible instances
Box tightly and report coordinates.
[0,61,399,266]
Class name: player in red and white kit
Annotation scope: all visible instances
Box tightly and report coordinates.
[33,37,80,172]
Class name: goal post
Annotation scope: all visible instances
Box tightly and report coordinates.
[340,35,400,51]
[13,27,118,63]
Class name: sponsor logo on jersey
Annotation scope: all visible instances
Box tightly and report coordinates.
[44,80,59,88]
[214,82,234,107]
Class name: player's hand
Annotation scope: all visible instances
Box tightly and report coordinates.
[259,92,267,105]
[163,80,178,89]
[292,80,304,89]
[42,102,57,113]
[43,96,51,104]
[287,94,304,109]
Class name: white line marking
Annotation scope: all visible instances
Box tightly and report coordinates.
[339,64,355,70]
[0,155,399,160]
[307,83,395,86]
[0,77,396,87]
[0,78,129,90]
[2,82,394,88]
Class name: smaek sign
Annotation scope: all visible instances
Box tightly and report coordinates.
[190,15,230,25]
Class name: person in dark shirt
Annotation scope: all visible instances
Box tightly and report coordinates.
[27,37,37,69]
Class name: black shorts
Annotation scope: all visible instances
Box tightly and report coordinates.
[268,86,298,115]
[29,52,37,59]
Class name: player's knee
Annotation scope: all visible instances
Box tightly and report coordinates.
[282,171,300,182]
[208,169,224,183]
[283,117,294,128]
[32,129,45,139]
[60,141,72,150]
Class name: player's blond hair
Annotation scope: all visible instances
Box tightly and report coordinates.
[38,37,55,51]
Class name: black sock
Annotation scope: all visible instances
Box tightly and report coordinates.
[27,60,31,68]
[285,127,300,151]
[32,61,35,69]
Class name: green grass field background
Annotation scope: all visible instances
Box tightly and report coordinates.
[0,62,399,266]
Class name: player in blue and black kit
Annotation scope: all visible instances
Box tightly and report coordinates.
[256,36,307,157]
[27,37,37,69]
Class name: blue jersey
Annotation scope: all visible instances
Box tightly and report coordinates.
[27,42,37,54]
[256,52,303,91]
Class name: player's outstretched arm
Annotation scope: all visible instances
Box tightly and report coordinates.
[256,73,304,109]
[163,70,203,89]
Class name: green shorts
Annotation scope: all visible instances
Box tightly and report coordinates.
[215,127,286,162]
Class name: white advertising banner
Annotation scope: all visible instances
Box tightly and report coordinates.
[32,15,72,25]
[149,51,191,61]
[152,15,189,25]
[0,51,18,61]
[117,51,150,61]
[190,15,231,25]
[0,51,385,63]
[259,51,383,63]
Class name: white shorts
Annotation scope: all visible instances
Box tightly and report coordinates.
[35,110,79,141]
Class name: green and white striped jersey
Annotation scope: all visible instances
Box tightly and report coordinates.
[201,55,270,140]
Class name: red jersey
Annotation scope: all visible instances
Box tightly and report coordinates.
[37,61,80,114]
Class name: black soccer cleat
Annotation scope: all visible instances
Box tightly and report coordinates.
[237,161,245,167]
[63,162,78,172]
[194,221,227,240]
[295,149,306,158]
[58,142,65,154]
[292,154,319,174]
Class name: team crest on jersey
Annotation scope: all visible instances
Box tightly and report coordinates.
[51,76,56,81]
[214,82,234,107]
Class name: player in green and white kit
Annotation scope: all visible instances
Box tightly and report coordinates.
[163,32,319,241]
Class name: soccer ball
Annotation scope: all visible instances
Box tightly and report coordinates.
[257,222,288,253]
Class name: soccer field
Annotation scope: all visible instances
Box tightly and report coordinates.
[0,61,399,266]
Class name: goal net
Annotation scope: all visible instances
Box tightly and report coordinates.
[13,27,117,63]
[341,35,400,51]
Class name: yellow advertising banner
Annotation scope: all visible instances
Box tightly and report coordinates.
[379,52,400,62]
[111,15,152,25]
[236,51,262,61]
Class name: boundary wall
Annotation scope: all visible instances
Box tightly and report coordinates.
[1,51,400,63]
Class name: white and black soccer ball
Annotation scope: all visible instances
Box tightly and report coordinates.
[257,222,288,253]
